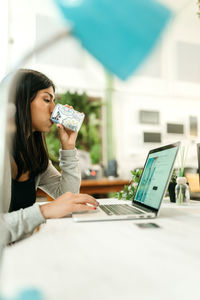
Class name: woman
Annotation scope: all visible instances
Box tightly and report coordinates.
[2,69,98,243]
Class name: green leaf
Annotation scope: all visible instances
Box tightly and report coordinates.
[134,177,140,183]
[124,185,128,192]
[114,169,142,200]
[118,192,123,200]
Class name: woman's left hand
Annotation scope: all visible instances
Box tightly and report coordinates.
[57,105,78,150]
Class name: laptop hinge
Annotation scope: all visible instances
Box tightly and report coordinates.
[132,202,154,213]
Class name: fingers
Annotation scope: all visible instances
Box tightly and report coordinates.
[57,123,72,136]
[68,131,78,140]
[75,204,97,212]
[56,124,66,140]
[56,123,64,130]
[56,123,77,137]
[75,194,99,207]
[65,104,73,109]
[52,192,99,217]
[65,128,78,137]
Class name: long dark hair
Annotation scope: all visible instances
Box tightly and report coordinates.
[12,69,55,180]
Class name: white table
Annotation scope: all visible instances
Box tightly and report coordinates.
[1,198,200,300]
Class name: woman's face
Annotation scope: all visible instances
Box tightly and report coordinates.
[31,86,55,132]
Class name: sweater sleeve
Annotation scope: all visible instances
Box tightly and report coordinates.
[37,148,81,199]
[0,217,10,247]
[2,203,46,243]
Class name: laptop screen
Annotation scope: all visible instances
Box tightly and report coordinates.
[133,143,179,211]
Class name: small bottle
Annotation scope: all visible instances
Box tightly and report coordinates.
[175,177,190,205]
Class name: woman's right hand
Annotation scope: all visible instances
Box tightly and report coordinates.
[40,192,98,219]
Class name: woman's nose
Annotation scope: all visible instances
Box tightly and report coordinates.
[50,102,55,114]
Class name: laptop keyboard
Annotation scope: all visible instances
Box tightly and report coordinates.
[99,204,143,216]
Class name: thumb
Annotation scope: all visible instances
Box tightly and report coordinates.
[56,124,65,137]
[56,123,64,130]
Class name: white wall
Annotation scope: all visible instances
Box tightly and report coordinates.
[1,0,200,178]
[0,1,9,81]
[112,0,200,177]
[1,0,106,93]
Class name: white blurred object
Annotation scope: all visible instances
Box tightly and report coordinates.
[78,150,92,177]
[158,0,192,12]
[78,150,103,179]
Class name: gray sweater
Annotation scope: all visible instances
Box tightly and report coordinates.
[2,148,81,243]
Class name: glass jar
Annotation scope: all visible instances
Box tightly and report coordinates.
[175,176,190,205]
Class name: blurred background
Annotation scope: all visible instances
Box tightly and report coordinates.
[0,0,200,181]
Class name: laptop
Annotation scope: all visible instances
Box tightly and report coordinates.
[73,142,180,222]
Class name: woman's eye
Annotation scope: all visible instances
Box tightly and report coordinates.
[44,99,50,103]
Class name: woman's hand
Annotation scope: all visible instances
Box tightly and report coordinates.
[40,192,99,219]
[57,124,78,150]
[57,105,78,150]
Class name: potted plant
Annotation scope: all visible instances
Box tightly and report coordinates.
[116,169,142,200]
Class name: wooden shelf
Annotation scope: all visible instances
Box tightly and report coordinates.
[36,178,129,200]
[80,178,129,194]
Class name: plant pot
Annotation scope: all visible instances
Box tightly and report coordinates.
[168,182,176,203]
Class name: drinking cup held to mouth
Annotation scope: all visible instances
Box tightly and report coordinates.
[51,103,85,132]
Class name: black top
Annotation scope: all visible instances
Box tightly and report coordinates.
[9,177,36,212]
